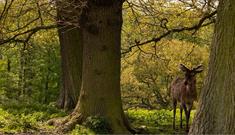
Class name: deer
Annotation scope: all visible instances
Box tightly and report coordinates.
[170,64,203,132]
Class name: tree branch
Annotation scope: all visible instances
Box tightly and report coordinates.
[122,10,217,54]
[0,25,58,45]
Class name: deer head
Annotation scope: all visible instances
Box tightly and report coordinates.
[179,64,203,85]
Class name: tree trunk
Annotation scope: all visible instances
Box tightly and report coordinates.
[19,45,26,96]
[60,0,133,133]
[7,58,11,72]
[189,0,235,134]
[56,0,83,111]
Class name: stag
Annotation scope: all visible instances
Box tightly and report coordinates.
[170,64,203,132]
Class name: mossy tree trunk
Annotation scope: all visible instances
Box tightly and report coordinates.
[189,0,235,134]
[60,0,133,133]
[56,0,83,111]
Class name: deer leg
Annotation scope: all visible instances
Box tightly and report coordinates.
[180,105,183,129]
[186,104,193,132]
[173,99,177,130]
[182,103,188,132]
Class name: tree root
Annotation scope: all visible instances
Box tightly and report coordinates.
[57,113,83,133]
[48,111,137,134]
[47,117,66,127]
[47,112,84,133]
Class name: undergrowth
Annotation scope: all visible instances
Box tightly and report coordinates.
[0,100,195,134]
[0,100,66,134]
[126,108,196,134]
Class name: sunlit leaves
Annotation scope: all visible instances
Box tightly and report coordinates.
[121,39,209,109]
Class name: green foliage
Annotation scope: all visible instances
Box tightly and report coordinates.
[0,30,60,103]
[126,109,195,134]
[0,101,66,133]
[0,0,60,104]
[120,0,212,110]
[121,39,209,109]
[70,125,95,135]
[71,116,112,134]
[127,109,195,125]
[83,116,112,134]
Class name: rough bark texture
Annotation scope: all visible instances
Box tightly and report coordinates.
[56,0,83,110]
[189,0,235,134]
[60,0,133,133]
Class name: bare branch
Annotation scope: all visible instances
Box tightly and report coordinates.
[0,25,58,45]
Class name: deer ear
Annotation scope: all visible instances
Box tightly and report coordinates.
[193,65,203,73]
[179,64,189,72]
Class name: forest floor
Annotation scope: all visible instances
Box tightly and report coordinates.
[0,100,194,134]
[126,109,194,134]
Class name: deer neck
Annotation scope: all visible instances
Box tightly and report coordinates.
[184,78,196,93]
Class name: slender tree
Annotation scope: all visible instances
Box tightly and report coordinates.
[189,0,235,134]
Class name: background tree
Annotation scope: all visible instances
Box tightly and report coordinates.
[189,0,235,133]
[56,0,83,111]
[0,0,60,103]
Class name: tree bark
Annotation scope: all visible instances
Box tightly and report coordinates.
[60,0,133,133]
[56,0,83,111]
[189,0,235,134]
[56,26,83,110]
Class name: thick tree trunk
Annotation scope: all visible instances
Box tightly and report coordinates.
[60,0,133,133]
[56,0,83,111]
[189,0,235,134]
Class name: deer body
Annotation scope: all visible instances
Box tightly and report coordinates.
[171,64,203,132]
[171,77,197,104]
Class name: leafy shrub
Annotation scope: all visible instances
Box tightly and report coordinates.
[70,125,95,135]
[83,116,112,134]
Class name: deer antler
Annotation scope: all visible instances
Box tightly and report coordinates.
[179,64,190,72]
